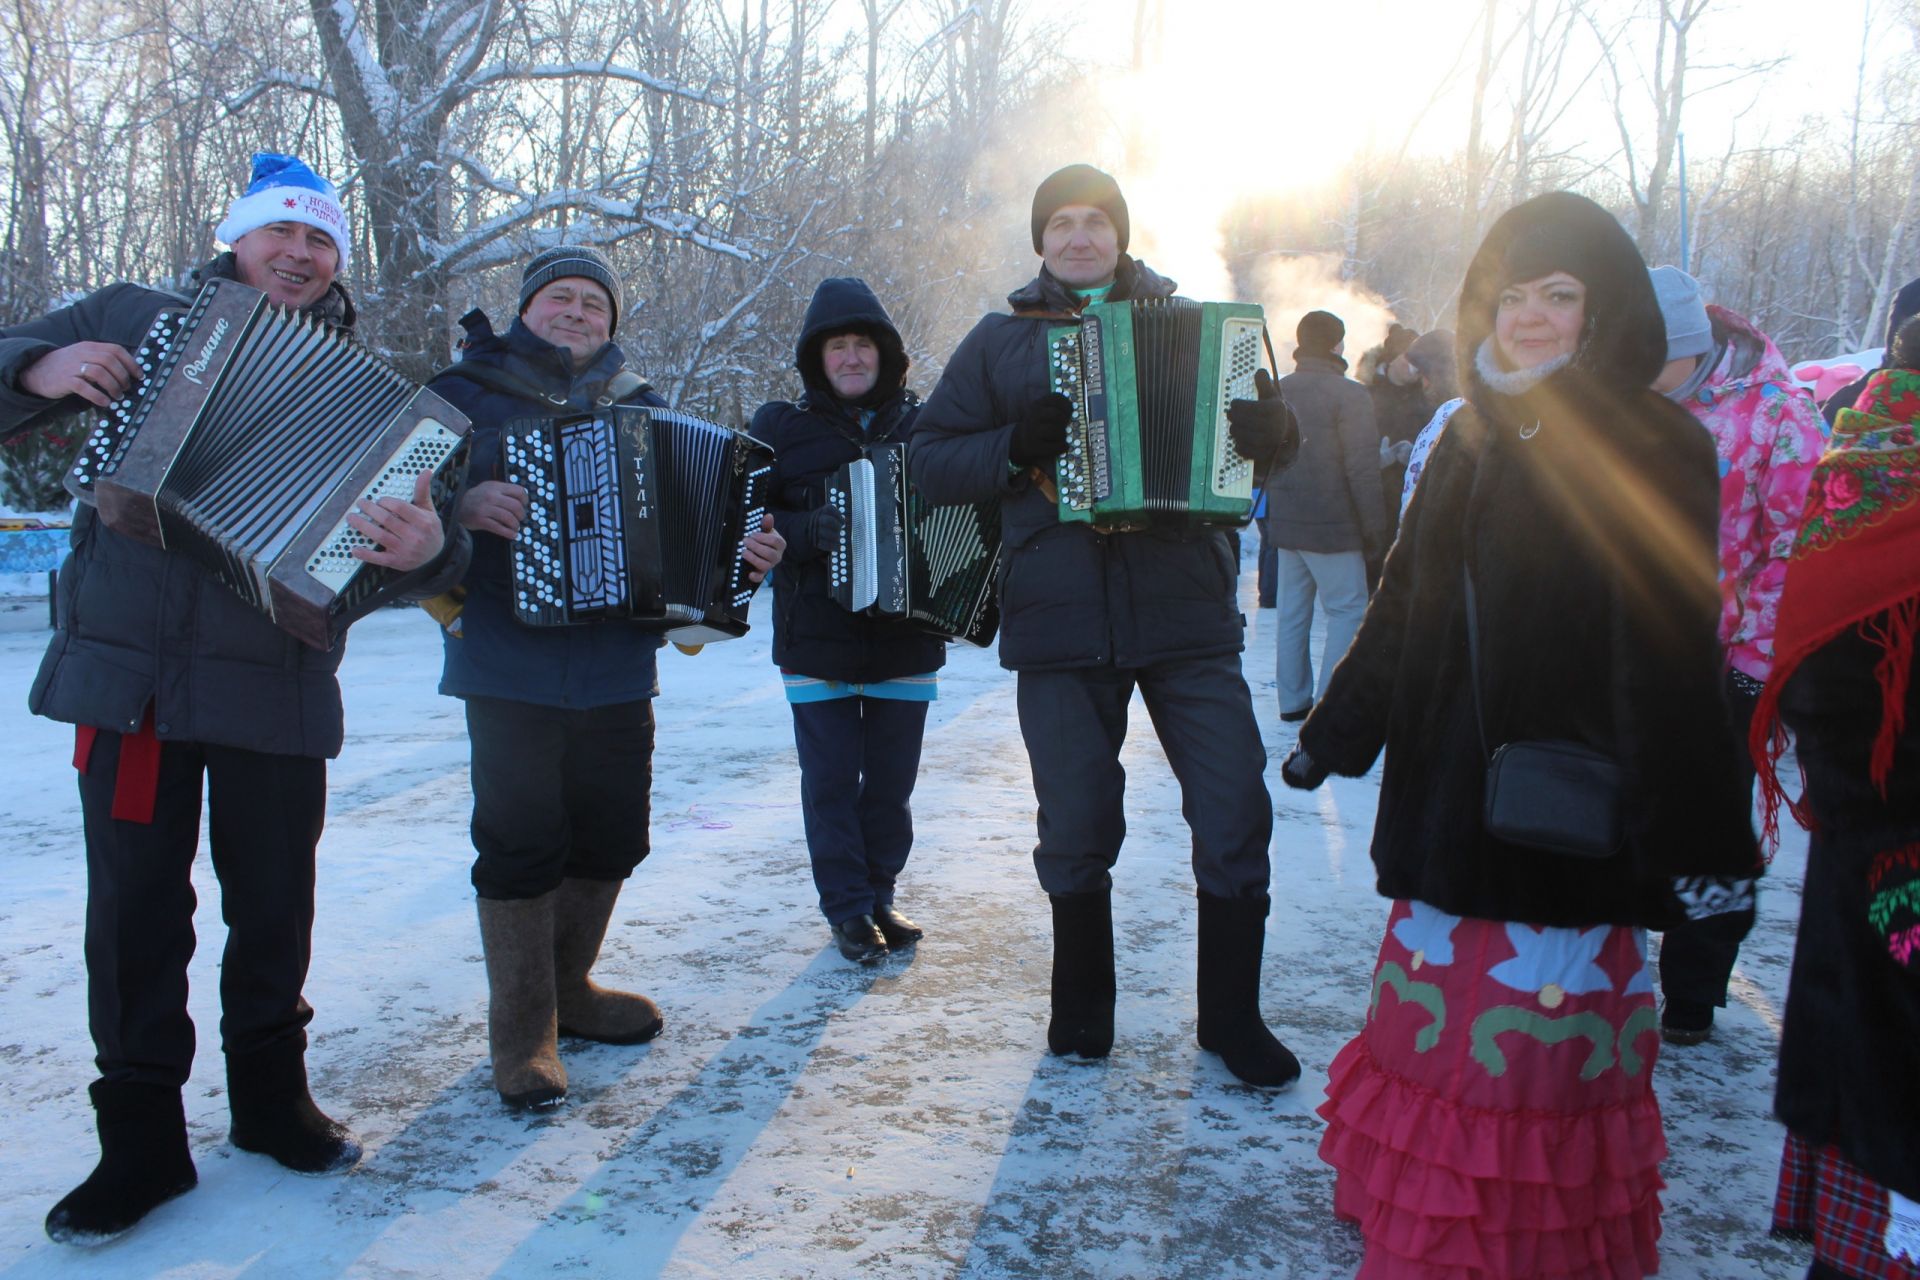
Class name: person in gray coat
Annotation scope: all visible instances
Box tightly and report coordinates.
[1266,310,1389,720]
[910,164,1302,1089]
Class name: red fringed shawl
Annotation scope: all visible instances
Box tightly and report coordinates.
[1752,367,1920,847]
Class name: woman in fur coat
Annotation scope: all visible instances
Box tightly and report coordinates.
[1281,191,1761,1278]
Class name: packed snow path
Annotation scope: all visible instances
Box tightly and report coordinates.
[0,565,1810,1278]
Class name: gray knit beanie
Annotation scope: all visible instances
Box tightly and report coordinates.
[520,245,622,333]
[1649,266,1713,362]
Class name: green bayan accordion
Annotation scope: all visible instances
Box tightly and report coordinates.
[1046,298,1267,530]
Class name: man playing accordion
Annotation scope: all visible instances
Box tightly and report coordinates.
[429,246,784,1111]
[909,164,1303,1087]
[0,152,465,1245]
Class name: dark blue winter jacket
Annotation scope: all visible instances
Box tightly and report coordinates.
[431,310,665,710]
[750,278,945,684]
[3,258,466,758]
[908,258,1245,671]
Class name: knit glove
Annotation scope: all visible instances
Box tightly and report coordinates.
[789,504,847,559]
[1227,370,1299,468]
[1379,438,1413,468]
[1281,744,1329,790]
[1009,392,1075,467]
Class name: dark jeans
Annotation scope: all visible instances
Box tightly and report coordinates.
[1661,670,1761,1007]
[78,729,325,1088]
[1016,653,1273,898]
[791,696,929,925]
[466,695,655,901]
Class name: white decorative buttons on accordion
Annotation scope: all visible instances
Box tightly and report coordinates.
[1211,317,1264,499]
[305,418,465,592]
[68,310,189,496]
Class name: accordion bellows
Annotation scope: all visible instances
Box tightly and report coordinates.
[825,443,1002,646]
[1047,298,1266,530]
[503,405,773,645]
[67,279,470,649]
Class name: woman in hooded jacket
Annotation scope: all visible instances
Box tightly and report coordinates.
[1281,191,1761,1278]
[751,278,943,965]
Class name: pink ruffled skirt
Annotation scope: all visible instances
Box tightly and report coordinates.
[1318,899,1666,1279]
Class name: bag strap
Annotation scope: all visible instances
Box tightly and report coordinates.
[1462,565,1491,761]
[433,360,570,408]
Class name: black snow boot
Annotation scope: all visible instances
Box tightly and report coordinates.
[1195,891,1302,1089]
[226,1041,363,1175]
[1047,890,1116,1059]
[45,1081,198,1245]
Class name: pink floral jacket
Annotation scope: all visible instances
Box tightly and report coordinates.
[1674,306,1829,680]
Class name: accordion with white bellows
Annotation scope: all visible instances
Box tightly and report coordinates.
[824,442,1001,646]
[67,278,470,649]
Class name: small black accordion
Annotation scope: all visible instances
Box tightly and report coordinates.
[502,405,773,645]
[824,442,1002,646]
[67,278,469,649]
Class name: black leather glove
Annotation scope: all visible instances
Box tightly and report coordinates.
[1226,370,1299,468]
[1280,744,1330,790]
[1008,392,1075,467]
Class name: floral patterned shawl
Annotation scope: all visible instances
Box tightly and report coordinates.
[1752,367,1920,843]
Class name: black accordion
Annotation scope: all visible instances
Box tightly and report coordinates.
[502,405,774,645]
[67,278,470,649]
[824,442,1002,646]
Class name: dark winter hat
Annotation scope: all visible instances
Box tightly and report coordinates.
[1296,310,1346,355]
[1890,314,1920,371]
[795,277,909,407]
[1031,164,1130,254]
[1649,266,1714,362]
[1885,276,1920,352]
[1456,191,1666,389]
[1404,329,1455,382]
[519,245,622,334]
[1382,323,1418,362]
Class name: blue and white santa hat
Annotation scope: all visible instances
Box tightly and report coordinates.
[215,152,351,272]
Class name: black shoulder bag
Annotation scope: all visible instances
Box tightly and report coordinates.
[1464,567,1625,859]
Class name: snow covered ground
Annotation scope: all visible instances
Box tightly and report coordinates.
[0,560,1813,1279]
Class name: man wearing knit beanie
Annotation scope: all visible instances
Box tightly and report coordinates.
[427,241,782,1111]
[518,245,623,338]
[910,163,1303,1093]
[1295,310,1345,359]
[1030,163,1131,261]
[1,149,467,1247]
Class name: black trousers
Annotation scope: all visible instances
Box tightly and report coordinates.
[78,729,325,1089]
[790,696,929,925]
[466,695,655,901]
[1016,653,1273,898]
[1660,670,1762,1007]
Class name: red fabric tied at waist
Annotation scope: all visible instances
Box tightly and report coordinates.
[72,706,163,825]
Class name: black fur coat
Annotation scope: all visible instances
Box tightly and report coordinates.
[1300,193,1760,928]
